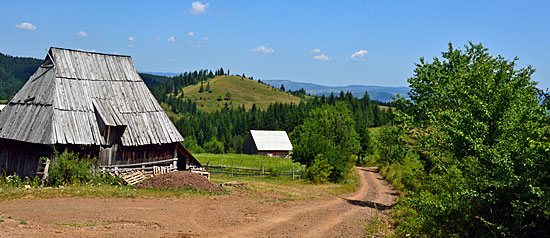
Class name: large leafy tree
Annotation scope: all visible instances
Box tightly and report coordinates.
[291,103,360,183]
[394,42,550,237]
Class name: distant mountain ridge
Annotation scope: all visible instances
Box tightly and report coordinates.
[264,80,409,102]
[141,72,182,77]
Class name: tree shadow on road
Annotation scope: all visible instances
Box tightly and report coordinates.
[342,199,394,211]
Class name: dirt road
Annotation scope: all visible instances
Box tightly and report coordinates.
[0,167,396,237]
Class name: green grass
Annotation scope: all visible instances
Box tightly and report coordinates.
[0,184,220,201]
[0,99,8,104]
[177,75,303,112]
[195,153,304,171]
[364,204,391,237]
[56,222,98,227]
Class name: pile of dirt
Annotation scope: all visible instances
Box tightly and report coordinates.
[135,171,222,192]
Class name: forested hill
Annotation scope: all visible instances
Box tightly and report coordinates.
[0,52,42,100]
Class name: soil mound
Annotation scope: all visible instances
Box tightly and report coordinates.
[135,171,222,192]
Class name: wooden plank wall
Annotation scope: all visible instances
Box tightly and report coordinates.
[242,135,258,155]
[108,143,176,166]
[0,138,183,177]
[0,139,51,177]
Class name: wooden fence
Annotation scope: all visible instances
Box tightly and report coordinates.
[203,161,304,179]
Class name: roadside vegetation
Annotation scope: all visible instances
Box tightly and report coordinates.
[0,151,357,201]
[368,42,550,237]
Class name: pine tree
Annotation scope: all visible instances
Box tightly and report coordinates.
[206,82,211,92]
[199,82,204,93]
[280,84,286,91]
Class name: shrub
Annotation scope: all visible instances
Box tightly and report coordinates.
[292,103,360,183]
[182,139,205,153]
[47,151,97,186]
[203,139,224,154]
[306,154,333,183]
[375,125,408,165]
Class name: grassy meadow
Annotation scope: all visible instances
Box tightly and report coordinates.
[178,75,302,112]
[195,153,304,171]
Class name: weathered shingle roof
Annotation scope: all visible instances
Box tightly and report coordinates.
[250,130,293,151]
[0,47,183,146]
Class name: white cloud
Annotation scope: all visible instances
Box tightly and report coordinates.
[201,36,210,41]
[313,54,332,61]
[251,46,274,54]
[189,1,209,15]
[310,48,321,54]
[185,40,193,44]
[350,49,368,61]
[77,31,88,37]
[168,36,176,42]
[128,36,135,41]
[154,36,160,41]
[77,48,96,53]
[128,44,135,48]
[16,22,36,31]
[187,32,194,36]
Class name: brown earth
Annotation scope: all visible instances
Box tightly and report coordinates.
[135,171,222,193]
[0,167,397,238]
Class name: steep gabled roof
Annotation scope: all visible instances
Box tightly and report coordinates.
[249,130,293,151]
[0,47,183,146]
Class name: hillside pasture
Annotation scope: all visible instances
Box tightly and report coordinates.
[195,153,304,174]
[179,75,302,112]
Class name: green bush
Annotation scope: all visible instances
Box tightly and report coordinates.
[203,139,224,154]
[47,151,97,186]
[182,139,205,153]
[387,43,550,237]
[306,154,333,184]
[292,103,360,183]
[375,125,408,165]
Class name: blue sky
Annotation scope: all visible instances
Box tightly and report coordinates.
[1,0,549,88]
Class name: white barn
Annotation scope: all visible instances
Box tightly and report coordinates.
[243,130,293,157]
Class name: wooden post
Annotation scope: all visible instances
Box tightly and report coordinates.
[292,163,295,180]
[41,158,50,187]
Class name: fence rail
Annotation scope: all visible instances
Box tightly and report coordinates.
[203,164,303,179]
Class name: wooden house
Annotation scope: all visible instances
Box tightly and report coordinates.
[243,130,293,157]
[0,47,200,177]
